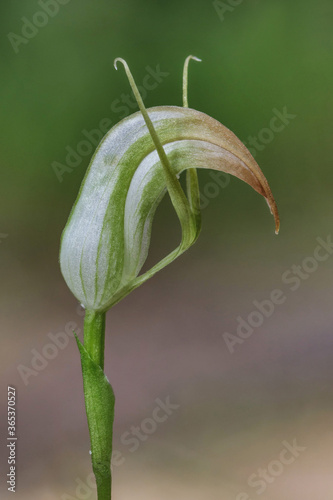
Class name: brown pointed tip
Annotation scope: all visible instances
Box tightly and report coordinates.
[261,180,279,235]
[271,202,280,235]
[265,192,280,235]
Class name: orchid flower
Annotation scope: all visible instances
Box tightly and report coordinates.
[59,56,279,500]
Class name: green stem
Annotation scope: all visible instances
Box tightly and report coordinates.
[82,310,112,500]
[84,310,106,369]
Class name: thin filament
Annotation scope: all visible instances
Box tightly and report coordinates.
[182,55,202,108]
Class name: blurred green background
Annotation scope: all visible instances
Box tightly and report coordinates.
[1,0,333,498]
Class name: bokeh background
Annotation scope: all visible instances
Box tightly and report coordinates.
[1,0,333,498]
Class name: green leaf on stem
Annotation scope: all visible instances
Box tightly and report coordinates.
[75,335,115,493]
